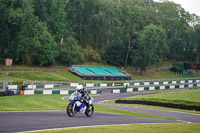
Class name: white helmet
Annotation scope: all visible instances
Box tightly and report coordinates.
[76,85,83,92]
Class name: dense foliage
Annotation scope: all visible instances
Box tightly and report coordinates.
[0,0,200,73]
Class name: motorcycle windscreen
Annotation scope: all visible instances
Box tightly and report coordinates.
[76,101,86,113]
[69,93,77,100]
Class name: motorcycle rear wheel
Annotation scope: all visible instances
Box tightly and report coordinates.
[67,103,76,117]
[85,104,94,117]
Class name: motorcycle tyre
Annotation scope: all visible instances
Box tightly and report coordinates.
[85,104,94,117]
[67,103,76,117]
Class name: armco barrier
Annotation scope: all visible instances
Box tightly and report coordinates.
[111,83,200,93]
[8,85,18,90]
[23,78,200,89]
[3,78,195,91]
[2,78,200,93]
[17,89,101,95]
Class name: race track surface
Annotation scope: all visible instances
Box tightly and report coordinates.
[0,111,174,133]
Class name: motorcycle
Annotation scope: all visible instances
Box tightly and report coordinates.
[66,92,94,117]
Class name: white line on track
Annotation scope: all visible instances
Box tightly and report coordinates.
[176,120,191,123]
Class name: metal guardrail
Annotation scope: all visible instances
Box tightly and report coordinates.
[127,77,200,82]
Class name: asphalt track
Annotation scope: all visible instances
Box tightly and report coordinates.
[0,88,199,133]
[0,111,174,133]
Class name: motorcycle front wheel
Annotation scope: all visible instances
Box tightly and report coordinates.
[85,104,94,117]
[67,103,76,117]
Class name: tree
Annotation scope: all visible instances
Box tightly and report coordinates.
[195,25,200,63]
[157,1,190,61]
[190,15,200,63]
[0,0,198,67]
[34,0,70,43]
[0,0,58,65]
[7,0,40,64]
[103,40,126,66]
[0,0,15,62]
[120,0,146,68]
[131,24,167,74]
[66,0,85,45]
[59,36,83,65]
[35,22,58,66]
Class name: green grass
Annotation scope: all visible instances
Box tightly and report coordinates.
[8,71,84,82]
[34,123,200,133]
[50,64,68,69]
[1,63,200,82]
[83,62,112,67]
[0,95,174,121]
[122,88,200,106]
[1,69,199,83]
[102,88,200,114]
[103,100,200,114]
[131,69,200,80]
[0,64,68,71]
[0,65,41,71]
[0,95,67,111]
[6,71,127,83]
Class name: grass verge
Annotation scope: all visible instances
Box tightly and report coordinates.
[34,123,200,133]
[0,95,67,111]
[122,88,200,106]
[102,88,200,114]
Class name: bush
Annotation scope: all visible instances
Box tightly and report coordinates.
[59,37,83,65]
[84,46,101,62]
[170,66,183,74]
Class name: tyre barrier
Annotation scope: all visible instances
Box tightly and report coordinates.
[115,100,200,111]
[0,91,14,96]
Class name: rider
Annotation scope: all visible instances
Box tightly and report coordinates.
[76,85,92,107]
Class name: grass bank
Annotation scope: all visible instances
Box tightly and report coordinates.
[131,69,200,80]
[35,123,200,133]
[0,64,200,82]
[8,71,83,82]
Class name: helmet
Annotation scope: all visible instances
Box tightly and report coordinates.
[76,85,83,92]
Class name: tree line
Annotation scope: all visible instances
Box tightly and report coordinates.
[0,0,200,74]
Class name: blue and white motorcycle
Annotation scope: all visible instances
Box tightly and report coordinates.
[66,92,94,117]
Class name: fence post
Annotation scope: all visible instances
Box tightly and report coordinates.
[3,82,8,91]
